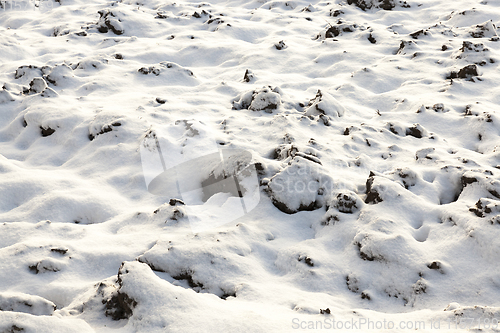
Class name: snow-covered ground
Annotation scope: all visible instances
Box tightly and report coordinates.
[1,0,500,331]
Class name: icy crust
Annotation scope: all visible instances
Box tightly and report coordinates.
[1,0,500,331]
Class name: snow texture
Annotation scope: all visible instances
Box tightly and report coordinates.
[1,0,500,331]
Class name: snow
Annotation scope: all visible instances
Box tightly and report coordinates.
[1,0,500,331]
[0,291,56,316]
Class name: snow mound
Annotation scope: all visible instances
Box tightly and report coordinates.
[0,312,93,333]
[0,89,15,103]
[267,156,333,214]
[232,86,283,112]
[469,20,498,39]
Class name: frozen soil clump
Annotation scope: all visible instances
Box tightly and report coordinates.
[266,156,333,214]
[104,263,138,320]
